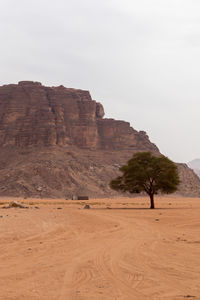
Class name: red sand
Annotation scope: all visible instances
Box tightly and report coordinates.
[0,196,200,299]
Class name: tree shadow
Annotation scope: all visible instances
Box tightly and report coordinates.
[91,206,192,210]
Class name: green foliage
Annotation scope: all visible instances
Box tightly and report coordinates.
[110,152,180,208]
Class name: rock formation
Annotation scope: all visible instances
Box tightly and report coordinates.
[187,159,200,177]
[0,81,199,198]
[0,81,158,152]
[177,164,200,197]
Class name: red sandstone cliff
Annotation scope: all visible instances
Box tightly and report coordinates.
[0,81,199,198]
[0,81,158,152]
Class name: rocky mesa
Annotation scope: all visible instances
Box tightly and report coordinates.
[0,81,158,152]
[0,81,199,198]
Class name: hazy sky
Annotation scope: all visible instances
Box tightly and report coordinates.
[0,0,199,162]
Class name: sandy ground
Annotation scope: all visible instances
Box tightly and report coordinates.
[0,196,200,300]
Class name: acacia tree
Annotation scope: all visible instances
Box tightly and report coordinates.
[110,152,180,209]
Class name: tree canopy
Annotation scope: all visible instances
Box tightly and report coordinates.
[110,152,180,209]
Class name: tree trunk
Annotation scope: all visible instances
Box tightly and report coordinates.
[150,193,155,209]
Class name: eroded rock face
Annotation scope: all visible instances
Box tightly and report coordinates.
[96,102,105,118]
[0,81,159,152]
[0,81,199,198]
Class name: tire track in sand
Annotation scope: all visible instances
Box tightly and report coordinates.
[58,211,148,300]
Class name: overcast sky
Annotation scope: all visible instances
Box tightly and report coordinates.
[0,0,199,163]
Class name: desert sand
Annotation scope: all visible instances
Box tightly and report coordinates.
[0,196,200,300]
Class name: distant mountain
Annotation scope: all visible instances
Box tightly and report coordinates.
[187,159,200,177]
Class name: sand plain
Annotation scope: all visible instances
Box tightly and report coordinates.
[0,196,200,300]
